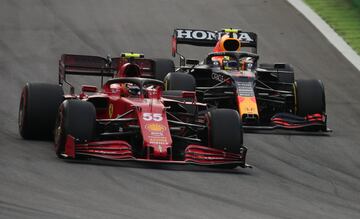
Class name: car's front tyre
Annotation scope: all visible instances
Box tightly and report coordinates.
[207,109,243,153]
[54,100,96,158]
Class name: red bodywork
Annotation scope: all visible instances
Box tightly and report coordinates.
[59,54,247,167]
[64,85,245,166]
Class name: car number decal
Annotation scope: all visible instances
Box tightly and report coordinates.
[142,113,163,121]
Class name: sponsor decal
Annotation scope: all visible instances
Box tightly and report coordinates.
[236,82,255,97]
[211,72,226,82]
[145,123,166,132]
[149,136,168,145]
[237,96,259,116]
[175,29,254,42]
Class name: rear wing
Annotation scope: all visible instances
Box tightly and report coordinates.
[172,28,258,56]
[59,54,157,88]
[59,54,117,85]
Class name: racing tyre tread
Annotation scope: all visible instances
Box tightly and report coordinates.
[153,58,175,81]
[295,79,326,116]
[207,109,243,154]
[54,100,96,158]
[18,83,64,139]
[164,72,196,91]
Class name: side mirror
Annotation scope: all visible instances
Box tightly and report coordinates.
[186,59,199,65]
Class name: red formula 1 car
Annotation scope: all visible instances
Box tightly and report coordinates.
[18,53,249,168]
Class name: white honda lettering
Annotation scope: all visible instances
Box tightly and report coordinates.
[207,32,217,40]
[177,29,254,42]
[238,33,253,42]
[192,31,207,40]
[176,29,192,39]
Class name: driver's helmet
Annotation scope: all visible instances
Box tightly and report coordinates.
[222,56,238,70]
[221,56,255,71]
[119,83,140,97]
[127,83,140,96]
[213,34,241,52]
[212,34,241,66]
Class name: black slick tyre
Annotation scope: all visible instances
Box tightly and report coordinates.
[207,109,243,153]
[18,83,64,139]
[54,100,96,158]
[164,72,196,91]
[295,79,325,116]
[153,58,175,81]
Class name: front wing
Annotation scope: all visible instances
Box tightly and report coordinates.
[63,135,250,168]
[244,113,330,132]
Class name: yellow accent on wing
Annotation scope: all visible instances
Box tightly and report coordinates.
[121,53,144,58]
[223,28,240,33]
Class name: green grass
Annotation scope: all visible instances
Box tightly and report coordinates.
[304,0,360,55]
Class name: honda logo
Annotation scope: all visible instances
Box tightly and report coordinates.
[175,29,254,42]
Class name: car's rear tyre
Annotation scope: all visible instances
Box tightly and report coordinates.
[153,58,175,81]
[54,100,96,158]
[207,109,243,153]
[164,72,196,91]
[295,79,325,116]
[18,83,64,139]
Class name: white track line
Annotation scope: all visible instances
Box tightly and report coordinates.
[287,0,360,72]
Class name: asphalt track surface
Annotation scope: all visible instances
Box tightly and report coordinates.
[1,0,360,218]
